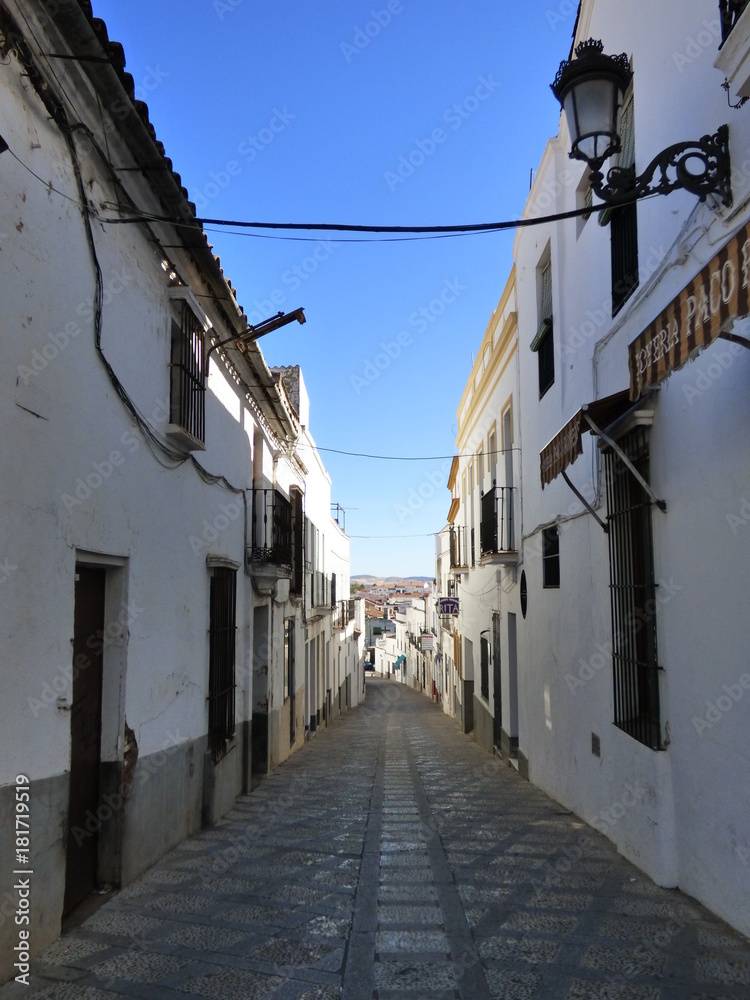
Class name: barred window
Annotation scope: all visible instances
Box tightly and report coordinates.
[604,427,662,750]
[209,567,236,762]
[169,299,206,447]
[284,617,295,703]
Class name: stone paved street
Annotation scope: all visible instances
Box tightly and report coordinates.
[4,681,750,1000]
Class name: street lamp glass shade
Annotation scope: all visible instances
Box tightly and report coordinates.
[563,75,622,164]
[551,40,632,169]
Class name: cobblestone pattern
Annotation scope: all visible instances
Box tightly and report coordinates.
[3,681,750,999]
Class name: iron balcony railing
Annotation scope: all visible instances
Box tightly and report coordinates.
[480,485,517,556]
[720,0,750,44]
[449,525,469,569]
[333,599,356,630]
[250,488,292,565]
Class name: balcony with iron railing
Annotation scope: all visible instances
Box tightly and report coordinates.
[333,599,356,630]
[249,488,292,571]
[449,525,469,573]
[480,484,518,564]
[720,0,750,44]
[716,1,750,102]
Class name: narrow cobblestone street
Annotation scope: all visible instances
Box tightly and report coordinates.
[4,681,750,1000]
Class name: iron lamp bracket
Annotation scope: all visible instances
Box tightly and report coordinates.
[589,124,732,209]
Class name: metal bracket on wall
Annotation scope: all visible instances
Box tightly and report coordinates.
[561,470,608,533]
[583,413,666,512]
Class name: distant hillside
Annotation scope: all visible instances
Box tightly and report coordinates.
[353,575,433,584]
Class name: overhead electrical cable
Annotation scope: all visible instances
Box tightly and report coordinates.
[349,533,438,539]
[296,444,520,461]
[6,137,659,245]
[100,190,657,241]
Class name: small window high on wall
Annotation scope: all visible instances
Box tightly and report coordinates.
[531,255,554,398]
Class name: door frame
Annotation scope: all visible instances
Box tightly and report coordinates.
[492,611,503,751]
[65,552,128,913]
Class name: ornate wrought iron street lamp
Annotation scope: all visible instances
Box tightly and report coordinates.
[551,39,732,207]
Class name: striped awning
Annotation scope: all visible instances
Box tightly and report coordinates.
[629,221,750,400]
[540,390,634,488]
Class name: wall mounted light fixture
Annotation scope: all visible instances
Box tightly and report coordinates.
[551,39,732,208]
[205,308,306,372]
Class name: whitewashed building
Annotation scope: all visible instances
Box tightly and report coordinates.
[0,0,358,981]
[249,366,364,774]
[509,0,750,937]
[440,275,524,760]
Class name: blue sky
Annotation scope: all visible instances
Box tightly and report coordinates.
[93,0,575,576]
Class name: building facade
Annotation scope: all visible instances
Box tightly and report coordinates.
[437,274,524,764]
[442,0,750,938]
[0,0,360,981]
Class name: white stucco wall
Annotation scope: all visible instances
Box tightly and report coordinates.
[510,0,750,934]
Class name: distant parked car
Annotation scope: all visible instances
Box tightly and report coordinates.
[365,663,375,672]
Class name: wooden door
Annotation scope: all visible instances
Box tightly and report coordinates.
[64,566,105,915]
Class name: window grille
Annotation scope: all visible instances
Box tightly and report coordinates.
[604,426,662,750]
[208,568,236,762]
[250,489,292,565]
[291,489,304,595]
[284,617,295,702]
[169,300,206,445]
